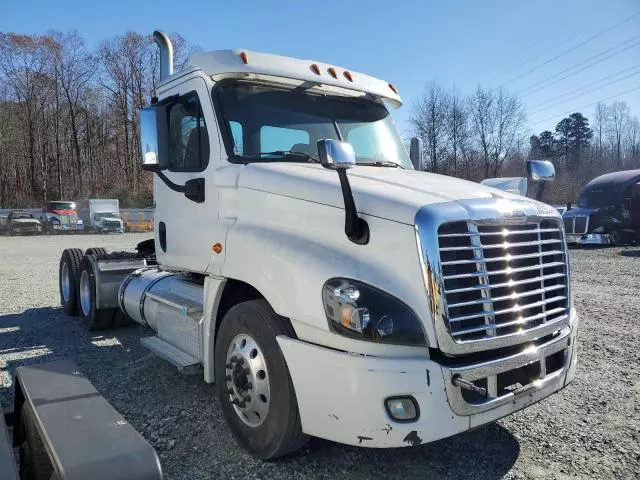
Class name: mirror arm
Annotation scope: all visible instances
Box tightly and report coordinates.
[156,170,186,193]
[337,169,369,244]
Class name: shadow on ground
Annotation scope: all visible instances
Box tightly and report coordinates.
[1,307,520,480]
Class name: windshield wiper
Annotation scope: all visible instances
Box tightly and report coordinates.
[357,161,403,168]
[239,150,320,164]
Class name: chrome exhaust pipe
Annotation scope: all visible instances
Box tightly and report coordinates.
[153,30,174,80]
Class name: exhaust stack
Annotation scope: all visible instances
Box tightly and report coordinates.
[153,30,174,80]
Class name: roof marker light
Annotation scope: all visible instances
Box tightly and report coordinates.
[343,71,353,82]
[310,63,321,75]
[239,51,249,64]
[389,83,399,94]
[327,67,338,79]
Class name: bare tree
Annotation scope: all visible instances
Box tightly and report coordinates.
[607,101,630,169]
[444,86,470,175]
[469,86,526,177]
[409,82,448,172]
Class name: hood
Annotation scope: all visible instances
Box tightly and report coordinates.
[12,218,40,224]
[238,163,517,224]
[563,206,598,217]
[99,217,122,223]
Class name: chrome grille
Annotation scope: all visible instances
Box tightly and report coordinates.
[437,219,568,342]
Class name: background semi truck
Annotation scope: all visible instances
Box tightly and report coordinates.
[53,31,578,462]
[78,199,125,233]
[42,200,84,232]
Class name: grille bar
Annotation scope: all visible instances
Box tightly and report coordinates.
[440,238,563,251]
[439,228,560,238]
[447,283,567,308]
[442,249,564,266]
[452,310,568,337]
[442,261,566,280]
[445,272,566,294]
[449,295,567,323]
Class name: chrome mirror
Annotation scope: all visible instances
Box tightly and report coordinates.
[140,107,168,171]
[317,139,356,170]
[527,159,555,182]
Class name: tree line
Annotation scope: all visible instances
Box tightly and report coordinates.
[409,82,640,203]
[0,31,199,208]
[1,30,638,208]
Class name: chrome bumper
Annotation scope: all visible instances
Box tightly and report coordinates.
[441,326,572,416]
[567,233,610,245]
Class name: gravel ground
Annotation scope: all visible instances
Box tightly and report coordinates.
[1,234,639,479]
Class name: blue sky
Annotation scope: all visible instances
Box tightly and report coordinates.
[3,0,640,138]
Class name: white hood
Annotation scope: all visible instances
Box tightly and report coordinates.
[238,163,515,225]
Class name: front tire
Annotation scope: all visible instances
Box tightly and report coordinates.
[59,248,83,315]
[77,255,116,330]
[215,300,307,459]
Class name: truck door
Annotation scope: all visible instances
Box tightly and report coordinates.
[154,77,220,273]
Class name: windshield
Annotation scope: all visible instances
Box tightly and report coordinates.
[12,212,32,219]
[215,82,412,169]
[577,186,621,209]
[94,212,120,220]
[49,201,76,211]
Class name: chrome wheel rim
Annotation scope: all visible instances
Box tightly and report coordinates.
[80,270,91,316]
[61,262,71,302]
[225,334,270,427]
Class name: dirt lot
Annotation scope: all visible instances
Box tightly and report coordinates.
[1,233,639,479]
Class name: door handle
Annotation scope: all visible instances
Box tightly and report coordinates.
[184,178,205,203]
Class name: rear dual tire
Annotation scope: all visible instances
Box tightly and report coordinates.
[78,255,116,330]
[59,248,84,315]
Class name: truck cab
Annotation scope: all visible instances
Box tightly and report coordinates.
[564,169,640,245]
[59,31,579,460]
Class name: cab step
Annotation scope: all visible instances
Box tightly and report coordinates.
[140,336,200,375]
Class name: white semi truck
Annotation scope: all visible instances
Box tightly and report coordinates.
[57,31,579,460]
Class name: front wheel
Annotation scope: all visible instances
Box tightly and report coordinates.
[215,300,308,459]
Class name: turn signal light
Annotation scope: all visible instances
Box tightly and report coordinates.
[212,243,223,254]
[389,83,398,94]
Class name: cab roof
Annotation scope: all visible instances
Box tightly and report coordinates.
[179,49,402,108]
[587,169,640,188]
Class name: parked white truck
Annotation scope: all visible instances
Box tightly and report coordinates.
[57,32,578,461]
[78,199,125,233]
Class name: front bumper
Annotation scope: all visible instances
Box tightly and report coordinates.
[279,309,578,448]
[567,233,610,245]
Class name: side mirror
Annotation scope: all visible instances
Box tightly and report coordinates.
[140,107,169,171]
[409,137,423,170]
[316,139,368,244]
[317,139,356,170]
[526,159,555,182]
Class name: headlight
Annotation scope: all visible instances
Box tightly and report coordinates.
[322,278,426,346]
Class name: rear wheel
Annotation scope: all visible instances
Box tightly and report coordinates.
[78,255,116,330]
[215,300,307,459]
[19,403,53,480]
[59,248,83,315]
[85,247,107,257]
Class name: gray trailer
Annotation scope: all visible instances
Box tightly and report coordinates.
[1,360,163,480]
